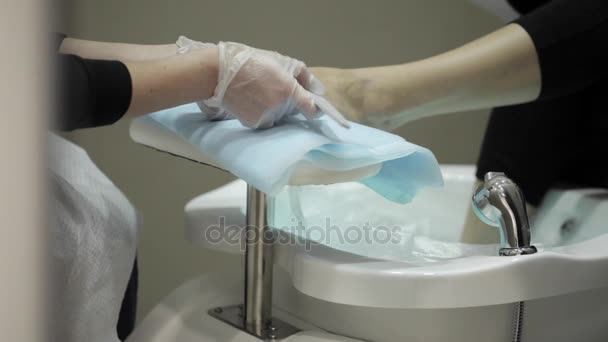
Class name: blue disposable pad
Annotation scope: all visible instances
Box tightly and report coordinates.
[142,103,443,203]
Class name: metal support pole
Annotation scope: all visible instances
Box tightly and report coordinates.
[244,185,273,335]
[208,184,299,340]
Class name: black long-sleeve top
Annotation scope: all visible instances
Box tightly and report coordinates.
[477,0,608,205]
[54,34,131,131]
[510,0,608,100]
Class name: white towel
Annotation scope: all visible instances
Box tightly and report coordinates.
[141,103,443,203]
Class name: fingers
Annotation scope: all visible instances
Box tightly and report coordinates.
[208,108,234,121]
[312,93,351,128]
[295,65,325,95]
[292,84,319,120]
[197,101,234,121]
[284,59,351,127]
[308,73,326,95]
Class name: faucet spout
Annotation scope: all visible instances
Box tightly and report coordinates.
[472,172,537,256]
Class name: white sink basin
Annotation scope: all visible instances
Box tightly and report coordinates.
[180,164,608,341]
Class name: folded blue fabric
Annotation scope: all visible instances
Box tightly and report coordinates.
[143,104,443,203]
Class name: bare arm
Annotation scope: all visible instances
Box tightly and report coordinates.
[123,47,218,117]
[312,24,541,130]
[58,36,219,118]
[56,38,218,128]
[56,36,323,130]
[59,38,178,61]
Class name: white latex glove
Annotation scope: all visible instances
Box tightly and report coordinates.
[176,35,217,54]
[176,37,350,129]
[176,36,232,120]
[208,41,323,129]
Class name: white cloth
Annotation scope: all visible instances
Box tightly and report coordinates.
[49,133,139,342]
[142,103,443,204]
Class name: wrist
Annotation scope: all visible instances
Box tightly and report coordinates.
[194,47,220,100]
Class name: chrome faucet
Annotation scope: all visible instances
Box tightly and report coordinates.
[472,172,537,256]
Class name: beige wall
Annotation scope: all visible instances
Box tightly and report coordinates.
[59,0,502,320]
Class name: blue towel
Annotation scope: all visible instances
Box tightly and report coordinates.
[143,103,443,203]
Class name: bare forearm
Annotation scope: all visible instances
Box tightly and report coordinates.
[58,38,218,119]
[125,47,218,117]
[59,38,177,61]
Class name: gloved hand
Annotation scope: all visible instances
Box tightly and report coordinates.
[176,36,349,129]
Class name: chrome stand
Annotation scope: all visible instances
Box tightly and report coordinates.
[209,185,299,340]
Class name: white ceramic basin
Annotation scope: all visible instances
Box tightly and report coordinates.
[179,164,608,342]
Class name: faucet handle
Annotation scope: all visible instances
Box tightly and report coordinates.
[473,172,537,256]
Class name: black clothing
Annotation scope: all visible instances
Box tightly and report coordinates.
[54,34,132,131]
[477,0,608,205]
[117,258,138,341]
[512,0,608,100]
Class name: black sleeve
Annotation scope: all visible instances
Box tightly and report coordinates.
[54,34,132,131]
[512,0,608,100]
[507,0,550,15]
